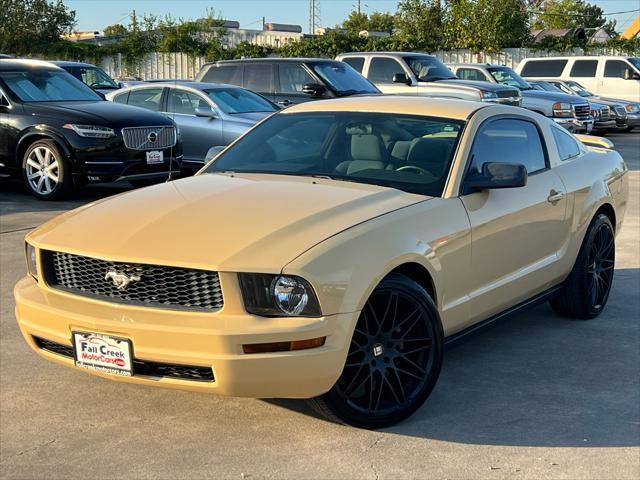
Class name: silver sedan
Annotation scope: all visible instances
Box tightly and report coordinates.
[106,81,278,172]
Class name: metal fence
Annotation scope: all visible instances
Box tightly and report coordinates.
[100,47,628,81]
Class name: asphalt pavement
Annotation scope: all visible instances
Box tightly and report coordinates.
[1,132,638,479]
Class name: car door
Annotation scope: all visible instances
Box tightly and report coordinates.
[460,117,570,322]
[567,59,599,93]
[0,89,10,170]
[365,56,414,95]
[600,59,640,101]
[165,88,222,164]
[274,62,319,106]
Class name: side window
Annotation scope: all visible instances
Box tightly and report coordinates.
[167,89,207,115]
[112,91,129,104]
[342,57,365,73]
[202,65,243,86]
[604,60,630,78]
[570,60,597,77]
[457,68,488,82]
[552,127,581,161]
[243,64,274,93]
[520,59,568,77]
[368,57,405,83]
[470,119,547,175]
[126,88,164,112]
[278,63,316,94]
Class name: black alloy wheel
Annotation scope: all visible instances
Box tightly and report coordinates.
[308,274,443,429]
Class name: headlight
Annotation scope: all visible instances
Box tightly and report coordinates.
[238,273,321,317]
[481,91,498,100]
[591,108,600,120]
[625,104,640,114]
[63,124,115,138]
[25,242,37,280]
[552,102,574,118]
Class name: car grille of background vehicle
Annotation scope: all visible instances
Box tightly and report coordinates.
[121,126,177,150]
[42,251,223,311]
[574,104,591,120]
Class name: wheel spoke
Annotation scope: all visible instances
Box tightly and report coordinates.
[46,171,59,182]
[27,158,40,170]
[395,366,424,381]
[44,149,52,165]
[34,149,45,163]
[390,367,406,404]
[27,171,41,180]
[36,175,46,192]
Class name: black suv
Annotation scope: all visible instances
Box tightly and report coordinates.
[0,60,182,200]
[195,58,380,107]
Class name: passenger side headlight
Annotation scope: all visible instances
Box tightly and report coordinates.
[553,102,574,118]
[238,273,321,317]
[25,242,37,280]
[63,124,115,138]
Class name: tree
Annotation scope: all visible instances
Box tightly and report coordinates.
[340,10,394,34]
[533,0,616,35]
[0,0,76,54]
[341,11,370,34]
[394,0,444,51]
[103,24,128,38]
[368,12,395,33]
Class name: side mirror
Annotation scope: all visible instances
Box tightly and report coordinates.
[302,83,326,97]
[624,68,640,80]
[195,106,217,118]
[393,73,411,85]
[466,162,528,191]
[118,81,124,88]
[204,145,226,163]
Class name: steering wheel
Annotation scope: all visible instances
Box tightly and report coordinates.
[396,165,430,176]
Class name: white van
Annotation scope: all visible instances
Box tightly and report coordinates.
[516,56,640,102]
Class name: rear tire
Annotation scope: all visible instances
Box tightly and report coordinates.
[550,213,615,319]
[308,273,443,429]
[22,140,73,200]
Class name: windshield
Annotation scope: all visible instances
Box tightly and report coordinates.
[564,80,593,97]
[534,81,563,93]
[628,57,640,70]
[487,67,531,90]
[204,112,464,197]
[64,66,118,89]
[403,56,456,81]
[205,87,278,114]
[0,70,101,102]
[312,63,379,95]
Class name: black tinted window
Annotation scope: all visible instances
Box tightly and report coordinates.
[368,57,405,83]
[520,59,568,77]
[552,127,581,161]
[127,88,164,111]
[202,65,243,86]
[471,119,546,174]
[243,64,274,93]
[570,60,597,77]
[342,57,365,73]
[278,63,315,94]
[112,91,129,104]
[604,60,629,78]
[457,68,487,82]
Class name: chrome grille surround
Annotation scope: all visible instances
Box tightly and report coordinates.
[43,251,223,312]
[600,106,611,121]
[574,104,591,120]
[122,126,177,150]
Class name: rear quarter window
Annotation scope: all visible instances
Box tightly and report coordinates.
[112,91,129,104]
[201,65,243,86]
[521,59,568,77]
[552,127,581,161]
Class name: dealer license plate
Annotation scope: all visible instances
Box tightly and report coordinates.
[146,150,163,164]
[72,332,133,376]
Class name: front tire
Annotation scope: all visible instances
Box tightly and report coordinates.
[550,213,615,319]
[308,274,443,429]
[22,140,73,200]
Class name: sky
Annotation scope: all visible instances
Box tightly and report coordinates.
[65,0,640,35]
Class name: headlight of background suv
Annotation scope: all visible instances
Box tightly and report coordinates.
[25,242,37,280]
[238,273,321,317]
[625,104,640,114]
[480,91,498,101]
[63,124,115,139]
[552,102,574,118]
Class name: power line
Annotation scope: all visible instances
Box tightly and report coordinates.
[532,8,640,18]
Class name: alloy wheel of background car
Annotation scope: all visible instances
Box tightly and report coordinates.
[309,274,443,429]
[550,213,615,319]
[22,140,72,200]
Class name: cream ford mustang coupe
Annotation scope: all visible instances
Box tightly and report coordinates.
[15,96,628,429]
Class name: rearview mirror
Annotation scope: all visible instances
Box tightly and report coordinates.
[393,73,411,85]
[465,162,527,191]
[204,145,226,163]
[195,106,217,118]
[302,83,326,97]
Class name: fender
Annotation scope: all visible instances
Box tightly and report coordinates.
[16,126,73,165]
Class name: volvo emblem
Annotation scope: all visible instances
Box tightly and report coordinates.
[147,131,158,143]
[105,269,141,290]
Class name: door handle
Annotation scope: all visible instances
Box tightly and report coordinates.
[547,189,565,204]
[277,100,292,106]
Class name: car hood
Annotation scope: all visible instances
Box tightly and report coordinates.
[28,173,426,272]
[437,79,519,94]
[521,90,587,105]
[225,111,273,124]
[25,101,174,128]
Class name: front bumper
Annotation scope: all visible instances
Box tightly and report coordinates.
[626,113,640,128]
[14,276,358,398]
[592,119,617,131]
[553,117,583,133]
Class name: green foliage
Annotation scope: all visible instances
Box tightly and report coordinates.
[394,0,444,51]
[532,0,616,35]
[103,24,128,38]
[340,10,395,35]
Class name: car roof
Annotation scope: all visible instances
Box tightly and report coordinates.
[449,63,507,68]
[282,95,487,120]
[50,60,98,68]
[118,81,240,91]
[211,58,342,65]
[0,59,62,72]
[339,51,436,57]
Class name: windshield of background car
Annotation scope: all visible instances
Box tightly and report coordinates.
[205,111,465,197]
[565,81,593,97]
[312,63,379,95]
[65,66,118,89]
[0,69,101,102]
[487,67,531,89]
[204,87,278,114]
[628,57,640,70]
[403,56,455,81]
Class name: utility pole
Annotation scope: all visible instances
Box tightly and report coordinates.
[355,0,361,15]
[309,0,321,35]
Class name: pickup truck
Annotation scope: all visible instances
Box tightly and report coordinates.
[448,63,594,133]
[336,52,522,107]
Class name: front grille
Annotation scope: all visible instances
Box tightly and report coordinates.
[43,251,223,312]
[122,126,177,150]
[600,106,610,121]
[574,104,591,120]
[33,336,214,382]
